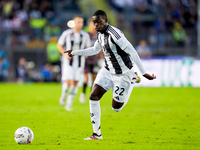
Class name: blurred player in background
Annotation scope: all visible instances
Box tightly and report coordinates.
[135,39,152,59]
[79,19,103,104]
[66,10,156,140]
[57,16,91,111]
[16,57,28,83]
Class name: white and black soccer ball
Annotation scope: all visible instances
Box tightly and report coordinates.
[14,126,34,144]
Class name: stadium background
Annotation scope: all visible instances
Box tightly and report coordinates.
[0,1,200,149]
[0,0,199,87]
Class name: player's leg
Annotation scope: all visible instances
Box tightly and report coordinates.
[59,80,69,106]
[112,100,124,110]
[65,80,78,111]
[90,84,106,135]
[84,84,106,140]
[111,70,135,112]
[84,68,112,140]
[64,67,79,111]
[79,63,89,104]
[79,73,88,104]
[92,73,97,82]
[112,83,133,112]
[83,73,89,93]
[59,64,71,106]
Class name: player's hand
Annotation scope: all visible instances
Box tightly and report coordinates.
[143,73,156,80]
[64,50,73,57]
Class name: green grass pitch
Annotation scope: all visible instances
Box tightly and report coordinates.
[0,83,199,150]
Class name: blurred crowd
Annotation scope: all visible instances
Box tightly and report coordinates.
[0,49,61,83]
[0,0,197,49]
[0,0,60,47]
[109,0,197,54]
[0,0,61,82]
[0,0,198,82]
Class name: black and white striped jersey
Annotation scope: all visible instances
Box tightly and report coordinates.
[96,25,135,74]
[58,29,91,68]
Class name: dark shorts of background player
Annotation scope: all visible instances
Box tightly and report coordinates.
[84,63,98,74]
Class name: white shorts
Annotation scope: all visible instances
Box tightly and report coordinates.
[61,56,84,81]
[94,67,135,103]
[61,65,83,81]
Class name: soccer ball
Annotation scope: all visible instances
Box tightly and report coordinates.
[14,126,34,144]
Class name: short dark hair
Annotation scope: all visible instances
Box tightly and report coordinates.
[93,10,107,19]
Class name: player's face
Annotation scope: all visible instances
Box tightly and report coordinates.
[74,17,84,30]
[92,15,108,33]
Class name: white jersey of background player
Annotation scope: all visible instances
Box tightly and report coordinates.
[66,10,156,140]
[57,16,91,111]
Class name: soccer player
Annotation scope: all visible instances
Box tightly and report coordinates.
[65,10,156,139]
[79,19,103,104]
[57,16,91,111]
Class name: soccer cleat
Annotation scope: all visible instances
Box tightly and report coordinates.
[65,105,72,111]
[84,133,103,140]
[133,72,141,83]
[79,93,86,104]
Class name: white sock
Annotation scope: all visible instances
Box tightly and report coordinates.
[66,94,74,108]
[66,86,78,107]
[60,82,68,100]
[90,100,101,135]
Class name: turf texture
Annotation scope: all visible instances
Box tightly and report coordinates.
[0,83,199,150]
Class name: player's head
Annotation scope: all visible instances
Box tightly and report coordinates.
[73,16,84,31]
[92,10,108,33]
[19,57,26,66]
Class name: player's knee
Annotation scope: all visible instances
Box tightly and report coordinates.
[112,107,122,112]
[112,99,124,112]
[89,92,102,100]
[89,94,100,100]
[69,86,78,95]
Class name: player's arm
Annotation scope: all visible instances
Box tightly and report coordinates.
[65,40,102,56]
[110,33,146,75]
[124,43,156,80]
[143,73,156,80]
[57,31,72,60]
[84,32,92,59]
[109,29,156,80]
[57,43,72,60]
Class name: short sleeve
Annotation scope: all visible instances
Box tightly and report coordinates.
[57,31,66,45]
